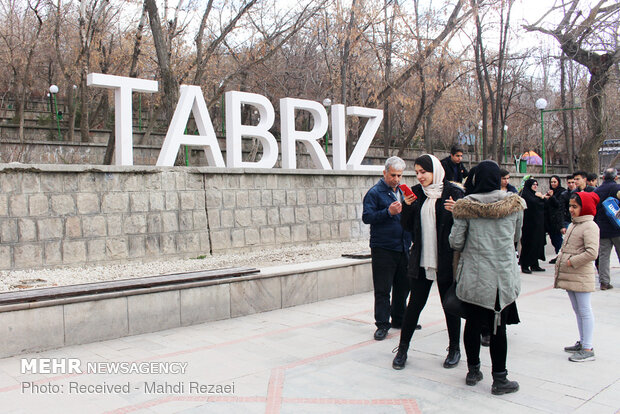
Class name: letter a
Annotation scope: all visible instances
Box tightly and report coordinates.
[157,85,225,167]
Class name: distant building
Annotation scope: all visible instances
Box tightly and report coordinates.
[598,139,620,173]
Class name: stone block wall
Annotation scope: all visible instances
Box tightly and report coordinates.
[202,172,372,252]
[0,165,377,271]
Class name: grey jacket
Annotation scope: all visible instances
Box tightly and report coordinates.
[449,191,526,313]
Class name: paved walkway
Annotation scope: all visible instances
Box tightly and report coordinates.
[1,255,619,413]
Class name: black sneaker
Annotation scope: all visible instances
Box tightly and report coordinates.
[466,364,483,386]
[564,341,582,353]
[392,345,408,370]
[374,328,388,341]
[443,347,460,368]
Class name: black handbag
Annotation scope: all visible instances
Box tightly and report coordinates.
[442,281,467,319]
[443,251,467,319]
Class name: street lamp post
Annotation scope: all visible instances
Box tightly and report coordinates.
[536,98,582,174]
[322,98,332,153]
[503,124,508,164]
[49,85,62,141]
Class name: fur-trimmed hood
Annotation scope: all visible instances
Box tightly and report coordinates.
[452,191,526,219]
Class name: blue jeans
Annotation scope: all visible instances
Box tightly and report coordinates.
[567,291,594,349]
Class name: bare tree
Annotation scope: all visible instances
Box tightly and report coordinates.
[0,0,44,142]
[525,0,620,172]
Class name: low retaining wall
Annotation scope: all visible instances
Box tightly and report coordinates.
[0,164,376,271]
[0,257,371,358]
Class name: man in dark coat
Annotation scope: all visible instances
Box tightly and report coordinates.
[594,168,620,290]
[560,174,576,231]
[500,169,518,193]
[573,171,596,193]
[362,156,413,340]
[441,144,469,183]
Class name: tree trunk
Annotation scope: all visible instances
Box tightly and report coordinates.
[79,69,90,142]
[145,0,179,123]
[560,54,573,171]
[579,71,607,172]
[66,85,76,142]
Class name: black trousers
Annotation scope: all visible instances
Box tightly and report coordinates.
[399,271,461,350]
[463,304,508,373]
[371,247,410,329]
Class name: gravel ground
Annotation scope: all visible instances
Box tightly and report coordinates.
[0,240,369,292]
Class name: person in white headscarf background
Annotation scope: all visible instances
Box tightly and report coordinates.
[392,154,465,370]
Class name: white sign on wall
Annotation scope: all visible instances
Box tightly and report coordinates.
[87,73,384,171]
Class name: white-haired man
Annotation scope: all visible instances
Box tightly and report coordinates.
[362,156,412,340]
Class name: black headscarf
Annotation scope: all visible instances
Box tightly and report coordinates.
[464,160,501,195]
[549,175,565,196]
[521,178,543,206]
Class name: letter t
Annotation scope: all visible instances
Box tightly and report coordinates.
[87,73,158,166]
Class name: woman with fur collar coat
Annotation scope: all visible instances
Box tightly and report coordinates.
[449,161,526,395]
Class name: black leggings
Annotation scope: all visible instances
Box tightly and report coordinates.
[399,273,461,350]
[463,306,508,373]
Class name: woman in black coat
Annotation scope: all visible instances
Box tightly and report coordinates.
[544,175,566,261]
[520,178,546,273]
[392,154,464,370]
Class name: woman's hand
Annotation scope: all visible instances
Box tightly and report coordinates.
[444,196,456,212]
[535,191,545,198]
[403,194,416,205]
[567,259,572,267]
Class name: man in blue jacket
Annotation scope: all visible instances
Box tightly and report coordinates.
[594,168,619,290]
[362,156,412,340]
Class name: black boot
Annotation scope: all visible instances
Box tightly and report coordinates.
[491,370,519,395]
[521,266,532,274]
[443,347,461,368]
[466,363,483,386]
[392,344,409,370]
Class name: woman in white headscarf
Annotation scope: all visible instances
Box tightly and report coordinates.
[392,154,465,370]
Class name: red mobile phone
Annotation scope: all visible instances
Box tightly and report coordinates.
[399,184,415,198]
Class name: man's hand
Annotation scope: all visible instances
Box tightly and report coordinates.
[561,228,567,235]
[388,201,402,215]
[567,259,572,267]
[444,196,456,212]
[403,194,416,205]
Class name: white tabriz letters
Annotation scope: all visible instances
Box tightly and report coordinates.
[86,74,158,166]
[225,91,278,169]
[345,106,384,171]
[280,98,330,170]
[87,73,382,170]
[157,85,225,167]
